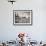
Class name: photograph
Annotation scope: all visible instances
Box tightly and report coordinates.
[13,10,32,25]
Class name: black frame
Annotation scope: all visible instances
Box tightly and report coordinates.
[13,10,33,26]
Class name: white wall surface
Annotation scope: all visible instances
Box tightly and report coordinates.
[0,0,46,42]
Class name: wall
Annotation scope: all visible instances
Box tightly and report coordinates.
[0,0,46,42]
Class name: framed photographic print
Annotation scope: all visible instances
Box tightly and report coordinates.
[13,10,32,25]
